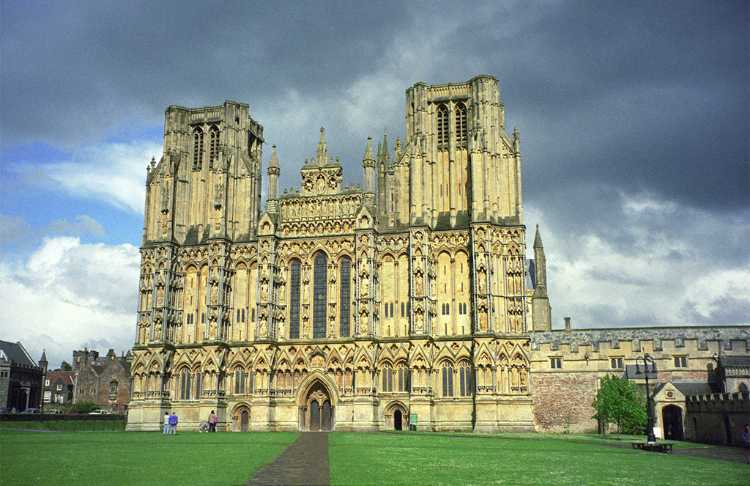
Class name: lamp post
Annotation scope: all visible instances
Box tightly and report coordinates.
[637,354,657,444]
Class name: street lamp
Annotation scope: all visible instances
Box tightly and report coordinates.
[636,354,657,444]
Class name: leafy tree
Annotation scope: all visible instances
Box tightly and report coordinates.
[60,361,72,371]
[593,375,647,434]
[68,401,99,414]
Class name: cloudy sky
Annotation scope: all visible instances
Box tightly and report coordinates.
[1,0,748,368]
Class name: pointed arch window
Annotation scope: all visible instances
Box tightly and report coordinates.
[313,252,327,339]
[234,369,246,394]
[436,104,449,148]
[179,369,192,400]
[458,362,472,396]
[441,363,454,397]
[455,102,467,147]
[397,364,410,392]
[209,125,220,163]
[193,127,204,169]
[382,365,393,392]
[339,257,351,337]
[289,260,301,339]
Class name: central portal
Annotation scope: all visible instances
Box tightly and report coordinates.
[302,381,333,431]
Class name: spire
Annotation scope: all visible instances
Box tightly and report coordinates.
[533,224,544,249]
[40,349,47,363]
[316,127,328,164]
[267,145,280,200]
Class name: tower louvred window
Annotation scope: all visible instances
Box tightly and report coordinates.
[437,104,449,147]
[209,125,220,162]
[193,127,204,168]
[455,102,467,147]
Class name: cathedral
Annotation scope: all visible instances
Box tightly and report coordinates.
[126,76,748,435]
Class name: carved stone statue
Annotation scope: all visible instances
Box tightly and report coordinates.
[210,283,219,304]
[209,319,217,339]
[415,312,424,332]
[260,281,269,301]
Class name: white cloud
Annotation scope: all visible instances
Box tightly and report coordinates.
[39,140,161,214]
[0,236,140,368]
[526,192,750,328]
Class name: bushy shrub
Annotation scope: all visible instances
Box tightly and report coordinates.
[593,375,647,434]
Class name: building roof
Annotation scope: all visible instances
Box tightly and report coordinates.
[0,341,39,368]
[671,382,712,397]
[623,364,657,380]
[46,370,75,386]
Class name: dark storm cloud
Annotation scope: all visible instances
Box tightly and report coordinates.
[1,0,410,146]
[1,0,748,327]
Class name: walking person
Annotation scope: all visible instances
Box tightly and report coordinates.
[168,411,178,435]
[741,423,750,464]
[208,410,218,432]
[162,412,170,435]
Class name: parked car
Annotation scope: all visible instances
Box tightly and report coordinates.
[88,409,112,415]
[21,408,41,414]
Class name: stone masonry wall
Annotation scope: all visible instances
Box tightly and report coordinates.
[531,372,599,432]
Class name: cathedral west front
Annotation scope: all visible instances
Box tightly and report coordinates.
[126,75,747,435]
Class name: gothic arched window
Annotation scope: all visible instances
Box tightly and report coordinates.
[313,252,327,339]
[382,365,393,392]
[193,127,204,169]
[234,369,246,394]
[289,260,301,339]
[455,102,467,147]
[458,361,472,396]
[437,104,449,147]
[209,125,220,163]
[397,364,410,392]
[339,256,351,337]
[179,369,191,400]
[441,363,454,397]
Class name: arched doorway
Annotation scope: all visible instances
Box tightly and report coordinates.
[240,410,249,432]
[394,409,403,431]
[302,381,333,431]
[662,405,683,440]
[233,405,251,432]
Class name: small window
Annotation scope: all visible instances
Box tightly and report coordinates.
[550,357,562,369]
[400,302,405,318]
[56,384,62,391]
[442,365,454,397]
[674,356,688,368]
[45,379,50,386]
[610,358,624,369]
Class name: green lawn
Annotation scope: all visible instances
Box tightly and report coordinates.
[0,431,297,486]
[328,433,748,486]
[1,430,746,486]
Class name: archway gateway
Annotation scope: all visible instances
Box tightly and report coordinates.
[300,381,334,431]
[662,405,683,440]
[394,409,403,431]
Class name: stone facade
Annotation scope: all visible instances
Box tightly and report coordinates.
[530,325,750,434]
[127,76,545,432]
[125,75,748,434]
[73,349,132,413]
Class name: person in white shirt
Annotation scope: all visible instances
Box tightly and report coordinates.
[163,412,170,434]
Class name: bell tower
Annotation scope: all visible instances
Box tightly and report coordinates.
[403,76,523,228]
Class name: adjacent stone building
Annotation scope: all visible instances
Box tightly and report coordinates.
[125,75,748,434]
[0,341,44,412]
[73,349,132,413]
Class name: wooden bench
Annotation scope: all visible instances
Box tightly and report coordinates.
[631,442,673,454]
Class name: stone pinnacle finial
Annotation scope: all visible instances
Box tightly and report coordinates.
[269,145,279,167]
[533,224,544,249]
[316,127,327,164]
[363,137,373,161]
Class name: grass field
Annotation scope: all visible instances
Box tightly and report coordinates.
[329,433,748,486]
[1,430,746,486]
[0,418,125,431]
[0,431,297,486]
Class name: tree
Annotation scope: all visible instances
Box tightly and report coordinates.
[593,375,647,434]
[68,401,99,414]
[60,361,72,371]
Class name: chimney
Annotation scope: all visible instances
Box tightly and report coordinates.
[564,317,571,331]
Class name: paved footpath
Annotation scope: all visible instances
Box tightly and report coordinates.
[248,432,329,486]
